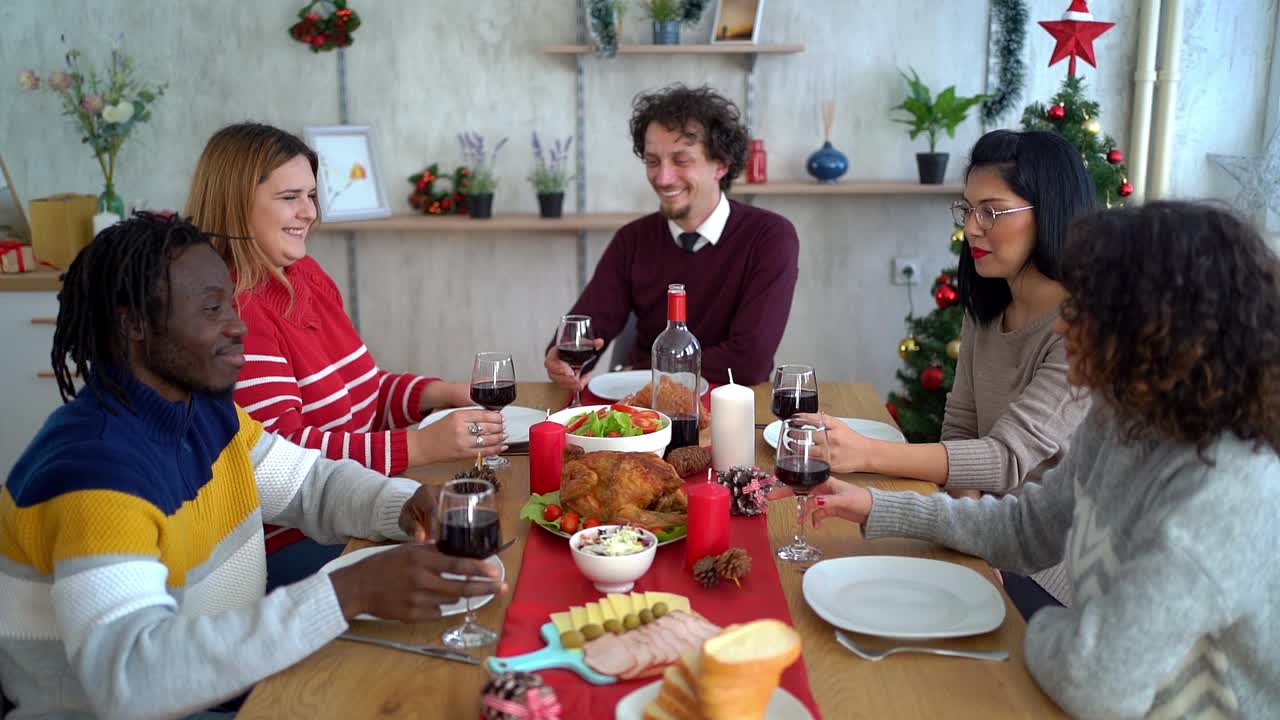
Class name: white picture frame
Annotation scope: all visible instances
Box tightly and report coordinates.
[302,125,391,222]
[711,0,764,44]
[0,153,31,241]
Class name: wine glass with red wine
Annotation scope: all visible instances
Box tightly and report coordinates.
[471,352,517,470]
[771,364,818,421]
[437,478,502,649]
[555,314,596,407]
[774,417,829,563]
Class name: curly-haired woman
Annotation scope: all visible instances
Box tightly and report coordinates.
[544,83,800,388]
[804,202,1280,718]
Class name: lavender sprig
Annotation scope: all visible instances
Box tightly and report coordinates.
[457,131,507,194]
[528,131,574,193]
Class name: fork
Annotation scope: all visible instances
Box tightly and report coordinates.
[835,630,1008,662]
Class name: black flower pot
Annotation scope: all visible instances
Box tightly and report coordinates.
[652,20,680,45]
[468,193,494,219]
[537,192,565,219]
[916,152,949,185]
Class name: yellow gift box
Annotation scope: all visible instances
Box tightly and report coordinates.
[29,193,97,269]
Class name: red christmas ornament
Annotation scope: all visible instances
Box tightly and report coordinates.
[921,366,945,391]
[1047,103,1067,121]
[1107,148,1124,164]
[934,284,959,309]
[1118,182,1134,197]
[936,273,952,288]
[886,401,900,423]
[1040,0,1115,77]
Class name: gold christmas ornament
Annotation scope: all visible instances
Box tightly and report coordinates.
[950,227,966,245]
[1084,118,1102,135]
[946,339,962,360]
[898,335,920,360]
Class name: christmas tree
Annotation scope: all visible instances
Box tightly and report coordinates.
[886,228,966,443]
[1021,75,1131,205]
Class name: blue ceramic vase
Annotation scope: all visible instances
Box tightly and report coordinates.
[806,141,848,183]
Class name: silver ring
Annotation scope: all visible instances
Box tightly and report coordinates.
[475,434,484,447]
[469,422,482,436]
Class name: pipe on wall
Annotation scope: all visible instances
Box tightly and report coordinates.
[1126,0,1162,204]
[1148,0,1185,199]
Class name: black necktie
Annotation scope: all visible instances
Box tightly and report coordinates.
[679,232,700,253]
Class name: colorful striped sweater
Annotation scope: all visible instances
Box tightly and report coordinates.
[232,256,436,552]
[0,370,418,719]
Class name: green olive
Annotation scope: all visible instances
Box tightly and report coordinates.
[651,602,669,618]
[560,630,585,649]
[581,623,604,641]
[623,613,641,630]
[639,608,654,625]
[603,619,624,635]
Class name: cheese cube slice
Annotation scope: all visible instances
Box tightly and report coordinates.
[658,592,692,615]
[585,602,604,626]
[598,598,619,623]
[550,611,574,634]
[629,591,648,613]
[607,593,632,617]
[569,605,588,631]
[644,591,663,610]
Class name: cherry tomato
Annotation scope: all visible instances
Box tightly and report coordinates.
[565,414,591,433]
[606,430,621,437]
[543,504,563,522]
[610,403,639,414]
[583,517,603,529]
[561,511,581,535]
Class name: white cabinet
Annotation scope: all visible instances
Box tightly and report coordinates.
[0,292,62,479]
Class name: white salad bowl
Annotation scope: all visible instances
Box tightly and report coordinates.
[569,525,659,593]
[548,404,671,456]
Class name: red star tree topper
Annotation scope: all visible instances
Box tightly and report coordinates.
[1039,0,1115,77]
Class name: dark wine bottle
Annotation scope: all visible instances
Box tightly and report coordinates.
[651,284,701,455]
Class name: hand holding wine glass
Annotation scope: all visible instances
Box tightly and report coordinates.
[553,314,597,407]
[771,364,818,421]
[437,477,503,649]
[774,418,830,563]
[471,352,517,470]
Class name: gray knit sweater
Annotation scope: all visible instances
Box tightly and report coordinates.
[867,403,1280,718]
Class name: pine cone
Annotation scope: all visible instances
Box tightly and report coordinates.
[480,671,552,720]
[715,547,752,588]
[666,445,711,478]
[453,463,500,492]
[716,466,774,516]
[692,555,721,589]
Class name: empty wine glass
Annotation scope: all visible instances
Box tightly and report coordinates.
[555,314,596,407]
[470,352,516,470]
[771,364,818,421]
[774,418,829,563]
[436,478,501,649]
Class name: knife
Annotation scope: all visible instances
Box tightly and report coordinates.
[338,632,480,665]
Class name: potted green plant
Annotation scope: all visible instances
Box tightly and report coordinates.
[458,131,507,219]
[641,0,707,45]
[528,132,573,219]
[890,68,985,184]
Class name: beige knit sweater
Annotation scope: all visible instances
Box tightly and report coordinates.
[941,308,1090,604]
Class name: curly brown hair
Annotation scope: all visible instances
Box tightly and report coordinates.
[1059,201,1280,457]
[629,84,748,192]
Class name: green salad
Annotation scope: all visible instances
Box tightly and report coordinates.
[565,405,667,438]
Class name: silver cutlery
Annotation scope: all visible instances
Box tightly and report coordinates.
[835,630,1008,662]
[338,632,480,665]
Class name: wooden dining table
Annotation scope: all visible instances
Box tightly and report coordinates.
[238,381,1064,719]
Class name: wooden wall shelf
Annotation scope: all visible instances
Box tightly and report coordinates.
[544,44,804,55]
[0,270,63,292]
[319,213,642,233]
[741,180,963,195]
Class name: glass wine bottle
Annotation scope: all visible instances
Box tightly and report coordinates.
[651,283,701,455]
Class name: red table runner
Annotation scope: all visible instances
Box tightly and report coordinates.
[495,488,822,718]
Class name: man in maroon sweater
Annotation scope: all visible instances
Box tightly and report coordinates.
[545,84,799,389]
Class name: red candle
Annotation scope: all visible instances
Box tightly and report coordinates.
[685,481,730,570]
[528,418,565,496]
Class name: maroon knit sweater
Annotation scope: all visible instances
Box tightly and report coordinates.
[567,199,799,385]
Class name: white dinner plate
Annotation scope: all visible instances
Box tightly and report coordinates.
[318,545,504,621]
[587,370,710,402]
[614,679,813,720]
[416,405,547,444]
[802,556,1005,639]
[763,417,906,448]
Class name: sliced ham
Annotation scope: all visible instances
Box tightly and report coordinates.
[583,632,637,677]
[584,612,725,679]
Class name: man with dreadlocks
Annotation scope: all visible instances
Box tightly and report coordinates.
[0,214,505,719]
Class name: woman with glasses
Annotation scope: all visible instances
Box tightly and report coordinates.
[796,129,1093,617]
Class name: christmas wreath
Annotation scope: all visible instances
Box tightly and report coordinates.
[408,163,472,215]
[289,0,361,52]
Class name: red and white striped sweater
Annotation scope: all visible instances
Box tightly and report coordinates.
[233,256,437,552]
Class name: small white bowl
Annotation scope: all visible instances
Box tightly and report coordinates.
[569,525,659,593]
[548,404,672,456]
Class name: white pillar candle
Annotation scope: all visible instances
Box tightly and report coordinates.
[92,211,121,238]
[710,380,755,472]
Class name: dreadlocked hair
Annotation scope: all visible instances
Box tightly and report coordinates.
[51,212,213,409]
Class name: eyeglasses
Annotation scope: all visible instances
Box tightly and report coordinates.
[950,201,1034,230]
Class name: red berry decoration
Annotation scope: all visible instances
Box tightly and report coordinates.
[1107,148,1124,164]
[921,366,945,391]
[886,401,900,423]
[934,284,959,309]
[936,273,952,288]
[1048,103,1067,120]
[1118,182,1134,197]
